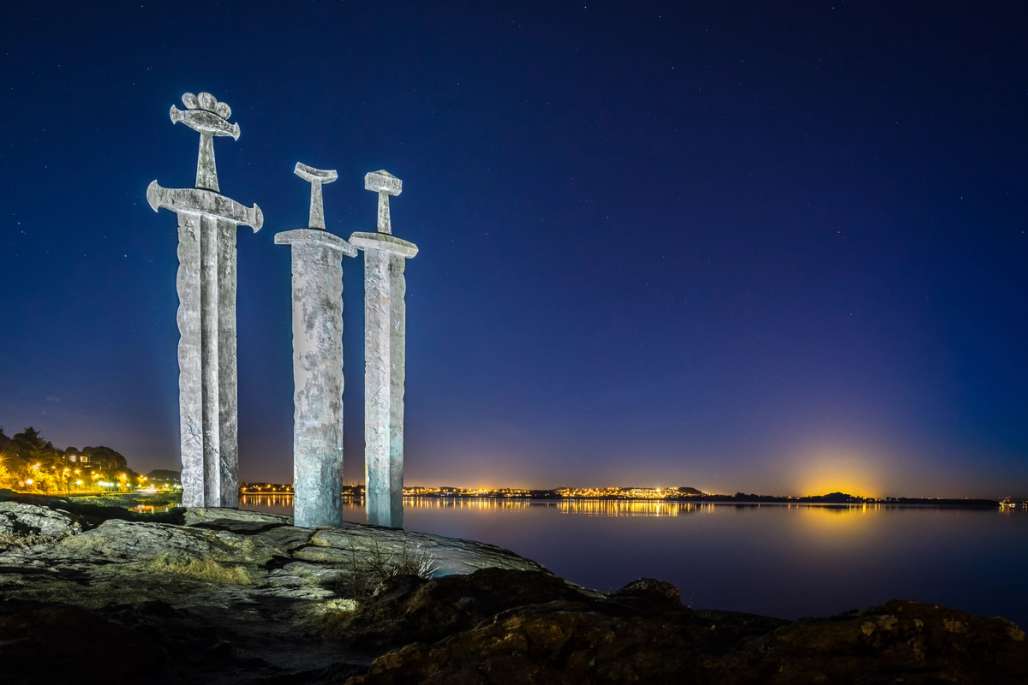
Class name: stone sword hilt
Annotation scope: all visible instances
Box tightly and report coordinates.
[169,92,240,192]
[365,170,403,235]
[294,163,338,230]
[146,181,263,232]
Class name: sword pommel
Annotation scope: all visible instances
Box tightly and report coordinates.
[364,169,402,234]
[293,162,337,230]
[170,103,240,140]
[365,169,402,197]
[295,163,338,184]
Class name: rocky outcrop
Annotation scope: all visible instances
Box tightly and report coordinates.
[1,494,1026,685]
[0,501,80,545]
[346,573,1028,685]
[0,495,544,683]
[332,568,591,651]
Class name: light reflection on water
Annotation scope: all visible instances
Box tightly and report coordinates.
[240,495,1028,625]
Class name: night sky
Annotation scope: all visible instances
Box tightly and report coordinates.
[2,2,1026,497]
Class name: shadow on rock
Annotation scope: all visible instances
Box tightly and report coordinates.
[343,570,1028,685]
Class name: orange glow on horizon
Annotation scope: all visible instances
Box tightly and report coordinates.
[792,448,883,499]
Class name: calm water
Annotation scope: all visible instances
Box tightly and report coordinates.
[241,495,1028,626]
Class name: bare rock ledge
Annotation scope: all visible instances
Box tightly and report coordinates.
[1,494,1026,684]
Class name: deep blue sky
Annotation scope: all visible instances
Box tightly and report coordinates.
[1,2,1026,496]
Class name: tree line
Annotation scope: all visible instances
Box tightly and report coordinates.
[0,426,135,493]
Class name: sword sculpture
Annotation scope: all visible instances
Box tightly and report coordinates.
[351,170,418,528]
[275,163,357,527]
[147,92,262,508]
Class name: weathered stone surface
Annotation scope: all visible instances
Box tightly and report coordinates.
[309,524,542,577]
[54,519,281,567]
[352,173,418,529]
[610,576,683,610]
[200,215,222,503]
[217,219,240,509]
[345,574,1028,685]
[294,162,339,230]
[364,169,402,235]
[276,164,357,529]
[349,231,419,258]
[176,212,204,507]
[146,181,263,228]
[294,544,353,564]
[148,91,261,509]
[0,500,541,611]
[362,247,396,528]
[334,569,589,650]
[0,600,362,685]
[0,502,80,545]
[388,254,406,528]
[171,91,236,191]
[183,506,289,526]
[3,497,1026,684]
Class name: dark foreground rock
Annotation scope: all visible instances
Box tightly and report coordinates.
[1,494,1026,684]
[346,576,1028,684]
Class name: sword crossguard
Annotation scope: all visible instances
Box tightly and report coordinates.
[147,180,263,232]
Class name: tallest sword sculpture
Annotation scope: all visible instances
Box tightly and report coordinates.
[147,92,263,507]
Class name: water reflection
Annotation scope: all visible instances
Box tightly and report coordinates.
[239,495,977,520]
[129,503,176,514]
[557,499,705,517]
[241,494,713,518]
[238,494,1027,625]
[239,493,300,514]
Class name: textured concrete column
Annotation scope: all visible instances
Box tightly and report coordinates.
[276,163,356,528]
[147,92,262,508]
[217,220,239,508]
[200,216,222,503]
[176,214,204,506]
[351,170,417,529]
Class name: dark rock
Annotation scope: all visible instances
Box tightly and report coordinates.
[0,601,171,684]
[345,571,1028,685]
[609,577,682,611]
[0,502,81,546]
[2,493,1027,684]
[711,600,1028,684]
[346,598,702,684]
[0,599,362,685]
[333,568,588,650]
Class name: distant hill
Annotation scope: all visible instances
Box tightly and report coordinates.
[803,491,863,503]
[147,469,181,484]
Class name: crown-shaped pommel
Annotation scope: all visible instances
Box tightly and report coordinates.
[170,92,240,140]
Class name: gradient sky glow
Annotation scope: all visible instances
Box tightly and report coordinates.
[1,2,1026,497]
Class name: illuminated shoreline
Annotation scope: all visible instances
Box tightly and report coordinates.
[237,486,1013,509]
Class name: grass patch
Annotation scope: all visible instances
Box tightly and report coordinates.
[146,553,254,585]
[337,538,439,602]
[0,530,61,550]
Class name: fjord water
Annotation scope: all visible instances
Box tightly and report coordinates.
[241,496,1028,626]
